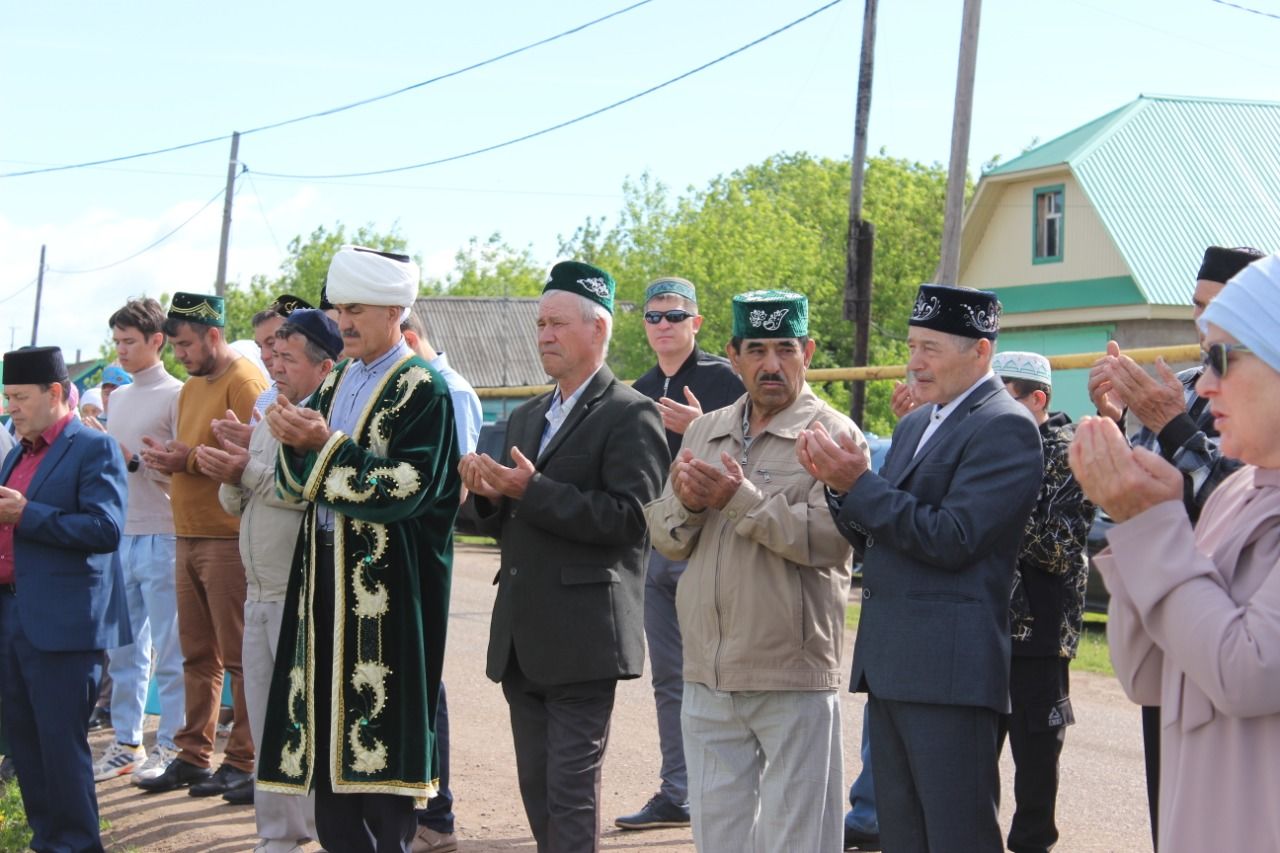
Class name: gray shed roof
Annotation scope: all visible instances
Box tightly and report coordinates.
[410,297,547,389]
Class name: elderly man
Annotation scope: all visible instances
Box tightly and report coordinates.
[645,290,864,852]
[993,351,1094,853]
[257,246,461,853]
[138,292,268,796]
[461,261,667,853]
[0,346,129,853]
[801,284,1043,852]
[201,310,341,848]
[1088,244,1260,845]
[617,276,743,832]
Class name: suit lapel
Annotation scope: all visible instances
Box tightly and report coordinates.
[516,393,553,464]
[25,419,78,499]
[536,366,614,466]
[892,375,1004,486]
[0,438,20,485]
[886,409,928,487]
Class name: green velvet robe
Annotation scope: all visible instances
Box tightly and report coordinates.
[257,353,460,804]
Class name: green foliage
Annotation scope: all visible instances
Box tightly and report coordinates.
[425,233,546,298]
[555,153,950,434]
[222,223,410,344]
[0,781,31,852]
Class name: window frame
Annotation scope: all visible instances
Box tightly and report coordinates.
[1032,184,1065,265]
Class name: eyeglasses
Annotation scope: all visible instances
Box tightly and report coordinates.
[644,310,695,325]
[1202,342,1253,378]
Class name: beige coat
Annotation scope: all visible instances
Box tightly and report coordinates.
[217,417,304,602]
[1096,465,1280,853]
[645,385,863,692]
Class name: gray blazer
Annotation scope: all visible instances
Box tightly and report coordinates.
[834,374,1043,713]
[476,365,668,686]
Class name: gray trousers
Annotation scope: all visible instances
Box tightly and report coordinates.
[243,599,316,850]
[645,549,688,806]
[682,683,844,853]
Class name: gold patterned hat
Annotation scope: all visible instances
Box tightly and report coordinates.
[168,292,226,327]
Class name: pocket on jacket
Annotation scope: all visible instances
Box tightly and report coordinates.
[561,566,621,585]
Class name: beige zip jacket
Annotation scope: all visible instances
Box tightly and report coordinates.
[645,385,865,691]
[218,416,305,602]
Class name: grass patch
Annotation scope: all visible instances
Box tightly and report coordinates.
[0,782,31,853]
[845,604,1114,678]
[455,535,497,546]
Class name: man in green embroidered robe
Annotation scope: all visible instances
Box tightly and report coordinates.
[258,245,460,853]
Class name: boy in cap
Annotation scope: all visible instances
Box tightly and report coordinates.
[993,350,1094,853]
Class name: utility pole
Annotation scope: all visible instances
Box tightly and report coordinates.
[844,0,878,424]
[936,0,982,285]
[215,131,241,297]
[31,244,45,346]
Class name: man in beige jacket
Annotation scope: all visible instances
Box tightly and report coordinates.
[644,290,867,853]
[199,309,341,851]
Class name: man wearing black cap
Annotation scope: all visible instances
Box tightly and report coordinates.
[618,276,742,832]
[461,261,667,852]
[0,346,130,852]
[200,309,341,845]
[801,284,1043,852]
[1087,245,1261,848]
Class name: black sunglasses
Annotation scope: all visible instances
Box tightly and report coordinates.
[644,310,695,325]
[1202,342,1252,378]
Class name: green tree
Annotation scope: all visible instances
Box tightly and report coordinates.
[427,233,546,297]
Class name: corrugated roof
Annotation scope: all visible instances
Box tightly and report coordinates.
[411,297,547,389]
[980,95,1280,306]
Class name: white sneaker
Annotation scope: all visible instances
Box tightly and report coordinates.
[93,741,145,782]
[131,743,179,784]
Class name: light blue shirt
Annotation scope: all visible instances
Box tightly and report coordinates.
[320,338,413,530]
[539,367,601,457]
[429,352,482,456]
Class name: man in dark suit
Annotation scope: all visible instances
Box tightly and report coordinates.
[0,346,130,853]
[461,261,667,852]
[799,285,1043,853]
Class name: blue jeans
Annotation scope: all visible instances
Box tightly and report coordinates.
[645,549,688,806]
[109,534,183,748]
[846,707,879,835]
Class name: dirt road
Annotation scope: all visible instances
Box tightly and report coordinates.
[95,544,1153,851]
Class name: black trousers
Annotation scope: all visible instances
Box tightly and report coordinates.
[313,536,416,853]
[868,692,1003,853]
[502,655,617,853]
[1142,704,1161,851]
[998,656,1074,853]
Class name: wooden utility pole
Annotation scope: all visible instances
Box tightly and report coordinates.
[31,244,45,345]
[844,0,878,424]
[215,131,241,297]
[936,0,982,285]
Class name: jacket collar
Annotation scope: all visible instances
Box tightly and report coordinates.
[521,365,617,466]
[706,383,823,442]
[890,374,1006,486]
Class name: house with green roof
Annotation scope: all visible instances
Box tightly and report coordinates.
[958,94,1280,416]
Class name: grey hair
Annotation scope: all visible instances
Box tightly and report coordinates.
[540,290,613,356]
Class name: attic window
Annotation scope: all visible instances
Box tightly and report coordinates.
[1033,185,1064,263]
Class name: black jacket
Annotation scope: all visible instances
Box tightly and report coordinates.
[631,346,745,459]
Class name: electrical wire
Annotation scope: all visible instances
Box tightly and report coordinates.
[0,278,38,307]
[46,177,238,275]
[1,0,656,179]
[251,0,844,181]
[1210,0,1280,19]
[243,170,284,257]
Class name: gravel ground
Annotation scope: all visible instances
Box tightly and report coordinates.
[92,544,1154,852]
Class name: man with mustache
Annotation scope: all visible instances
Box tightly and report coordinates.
[646,290,866,852]
[802,284,1043,852]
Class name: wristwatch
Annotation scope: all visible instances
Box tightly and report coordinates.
[127,454,141,473]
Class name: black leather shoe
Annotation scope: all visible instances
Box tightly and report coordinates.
[221,778,254,805]
[189,763,253,797]
[844,825,882,851]
[87,706,112,732]
[615,794,691,830]
[136,758,213,793]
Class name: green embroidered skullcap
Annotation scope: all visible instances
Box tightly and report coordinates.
[543,261,615,314]
[644,277,697,305]
[731,290,809,339]
[992,350,1052,387]
[168,291,226,327]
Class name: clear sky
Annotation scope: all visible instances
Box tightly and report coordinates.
[2,0,1277,361]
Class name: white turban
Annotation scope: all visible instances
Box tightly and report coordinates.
[1201,252,1280,375]
[326,245,419,308]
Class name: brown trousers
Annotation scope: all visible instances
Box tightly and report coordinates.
[173,537,254,772]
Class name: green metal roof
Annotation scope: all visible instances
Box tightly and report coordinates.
[983,95,1280,306]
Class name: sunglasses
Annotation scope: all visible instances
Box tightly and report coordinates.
[644,310,695,325]
[1202,342,1252,378]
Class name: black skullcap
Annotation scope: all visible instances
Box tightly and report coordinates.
[1197,246,1266,284]
[908,284,1001,340]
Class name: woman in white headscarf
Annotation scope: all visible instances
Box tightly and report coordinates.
[1070,252,1280,853]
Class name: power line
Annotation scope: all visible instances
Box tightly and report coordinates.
[1210,0,1280,19]
[0,278,38,307]
[47,178,236,275]
[0,0,656,179]
[252,0,845,181]
[243,170,284,258]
